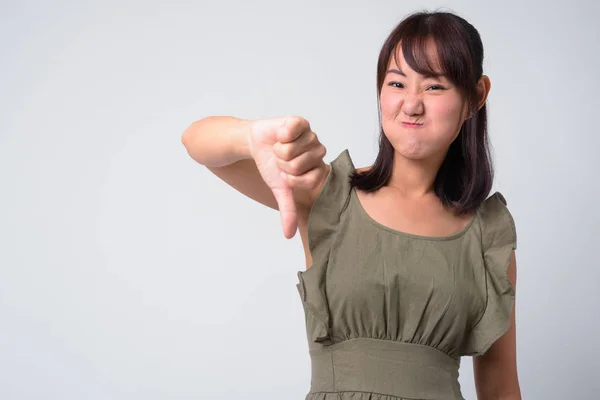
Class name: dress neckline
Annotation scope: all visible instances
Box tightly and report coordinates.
[349,186,479,241]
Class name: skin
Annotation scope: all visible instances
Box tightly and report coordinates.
[191,39,521,400]
[356,42,520,399]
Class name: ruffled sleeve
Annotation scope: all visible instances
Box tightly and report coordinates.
[462,192,518,357]
[295,149,354,346]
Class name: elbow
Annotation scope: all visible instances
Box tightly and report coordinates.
[181,118,213,162]
[181,120,202,150]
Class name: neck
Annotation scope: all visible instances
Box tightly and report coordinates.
[386,150,446,198]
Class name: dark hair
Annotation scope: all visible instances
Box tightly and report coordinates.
[350,10,493,216]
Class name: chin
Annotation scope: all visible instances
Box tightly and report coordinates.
[389,136,431,160]
[397,148,430,160]
[388,131,452,162]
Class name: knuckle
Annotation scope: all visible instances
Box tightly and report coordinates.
[292,116,310,131]
[288,158,303,175]
[281,128,293,142]
[289,116,303,128]
[280,144,293,160]
[303,118,311,131]
[318,144,327,158]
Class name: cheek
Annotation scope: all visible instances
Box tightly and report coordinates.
[379,91,397,115]
[429,98,466,130]
[430,98,462,118]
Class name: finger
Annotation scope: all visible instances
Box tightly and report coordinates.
[271,186,298,239]
[283,162,328,191]
[273,129,317,161]
[277,116,311,144]
[275,143,326,177]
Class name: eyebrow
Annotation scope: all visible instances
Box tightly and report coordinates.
[386,68,445,79]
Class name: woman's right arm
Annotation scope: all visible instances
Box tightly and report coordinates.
[181,116,279,210]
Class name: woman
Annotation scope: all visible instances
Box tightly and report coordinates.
[182,10,521,400]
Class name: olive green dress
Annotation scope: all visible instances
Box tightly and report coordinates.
[296,149,517,400]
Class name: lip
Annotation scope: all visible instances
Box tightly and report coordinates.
[401,122,423,127]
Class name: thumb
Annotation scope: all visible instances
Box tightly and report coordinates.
[271,183,298,239]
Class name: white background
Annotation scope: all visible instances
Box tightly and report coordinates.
[1,0,599,398]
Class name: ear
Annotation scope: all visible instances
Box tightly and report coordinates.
[464,75,491,121]
[475,75,491,112]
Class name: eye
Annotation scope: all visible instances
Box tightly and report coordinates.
[427,85,446,91]
[388,81,404,88]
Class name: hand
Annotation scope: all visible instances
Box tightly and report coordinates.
[248,116,328,239]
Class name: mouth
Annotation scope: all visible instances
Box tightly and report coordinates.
[401,122,423,128]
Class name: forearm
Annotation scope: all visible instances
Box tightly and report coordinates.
[181,116,253,167]
[477,390,522,400]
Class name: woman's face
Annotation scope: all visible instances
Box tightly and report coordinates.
[380,43,470,161]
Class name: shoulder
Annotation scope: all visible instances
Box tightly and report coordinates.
[461,191,518,357]
[478,191,518,251]
[296,149,357,270]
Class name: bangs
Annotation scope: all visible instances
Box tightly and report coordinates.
[394,36,447,79]
[390,15,479,94]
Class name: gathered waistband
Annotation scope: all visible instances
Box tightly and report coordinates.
[308,338,464,400]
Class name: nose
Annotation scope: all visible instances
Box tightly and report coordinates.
[402,92,424,116]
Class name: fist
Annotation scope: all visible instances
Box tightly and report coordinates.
[248,116,328,239]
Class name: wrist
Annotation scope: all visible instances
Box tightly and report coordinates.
[230,118,254,162]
